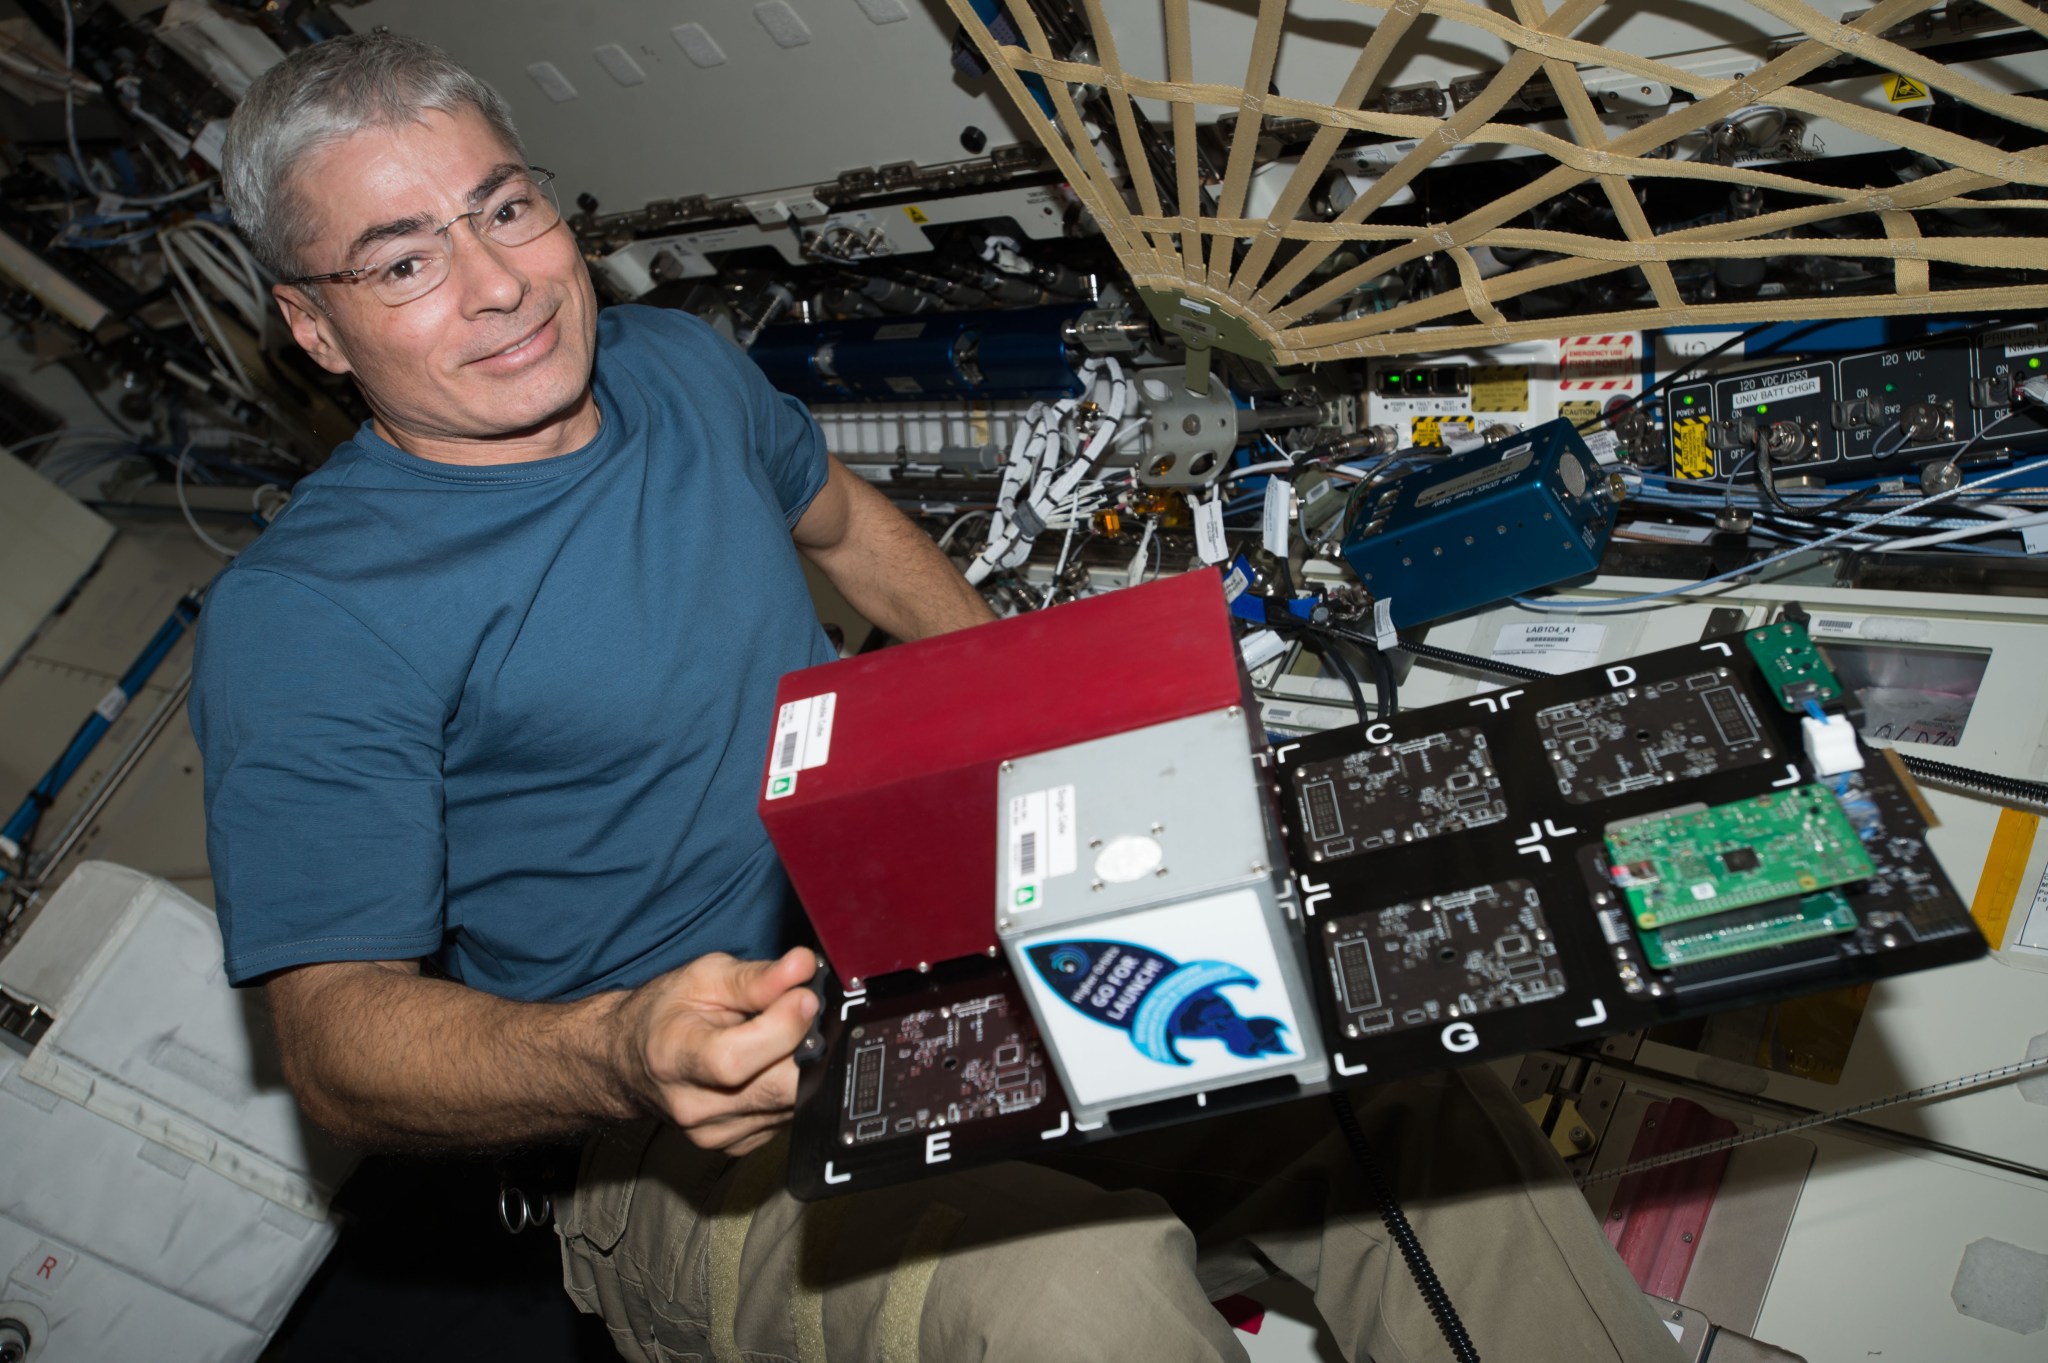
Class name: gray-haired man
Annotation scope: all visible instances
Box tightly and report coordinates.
[193,30,1684,1363]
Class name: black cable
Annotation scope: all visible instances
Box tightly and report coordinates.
[1362,638,1399,717]
[1390,637,1548,684]
[1328,1092,1481,1363]
[1577,321,1778,435]
[1756,457,1882,521]
[1899,754,2048,810]
[1312,635,1372,724]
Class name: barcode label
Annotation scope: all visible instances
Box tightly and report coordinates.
[765,691,838,801]
[1004,783,1077,915]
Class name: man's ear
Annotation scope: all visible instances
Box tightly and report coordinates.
[274,284,354,377]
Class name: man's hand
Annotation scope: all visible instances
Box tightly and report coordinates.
[266,947,820,1153]
[610,947,819,1156]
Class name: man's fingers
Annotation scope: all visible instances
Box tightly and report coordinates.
[681,947,817,1017]
[652,985,813,1094]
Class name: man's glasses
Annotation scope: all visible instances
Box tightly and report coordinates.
[291,168,562,307]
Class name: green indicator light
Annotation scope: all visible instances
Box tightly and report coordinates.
[2032,357,2042,370]
[1682,394,1695,406]
[1389,374,1402,383]
[1757,404,1769,415]
[1884,382,1896,393]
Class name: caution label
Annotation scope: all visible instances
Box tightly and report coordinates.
[1558,400,1603,430]
[1412,415,1446,447]
[1470,365,1530,413]
[1672,416,1715,479]
[903,204,930,224]
[1884,74,1929,104]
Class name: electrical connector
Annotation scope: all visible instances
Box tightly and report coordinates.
[1802,712,1865,777]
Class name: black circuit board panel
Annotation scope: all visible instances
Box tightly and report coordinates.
[1294,726,1506,862]
[1323,877,1567,1039]
[1275,630,1983,1086]
[836,990,1049,1148]
[1536,669,1772,804]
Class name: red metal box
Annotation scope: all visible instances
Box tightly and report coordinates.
[758,572,1246,985]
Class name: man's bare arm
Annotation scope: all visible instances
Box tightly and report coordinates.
[794,456,997,642]
[266,947,818,1153]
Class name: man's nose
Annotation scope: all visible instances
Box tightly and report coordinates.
[447,216,527,313]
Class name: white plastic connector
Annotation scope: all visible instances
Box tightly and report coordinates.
[1802,713,1865,777]
[0,833,18,862]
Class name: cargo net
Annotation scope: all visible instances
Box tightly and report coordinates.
[946,0,2048,362]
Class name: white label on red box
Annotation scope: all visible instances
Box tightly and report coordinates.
[765,691,837,800]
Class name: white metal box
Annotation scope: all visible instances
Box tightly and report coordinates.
[994,710,1324,1122]
[0,862,351,1362]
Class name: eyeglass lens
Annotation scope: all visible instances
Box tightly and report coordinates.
[359,175,561,305]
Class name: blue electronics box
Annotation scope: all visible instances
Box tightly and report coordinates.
[1340,419,1620,628]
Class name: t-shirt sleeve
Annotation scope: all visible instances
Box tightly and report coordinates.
[639,305,829,525]
[190,568,449,984]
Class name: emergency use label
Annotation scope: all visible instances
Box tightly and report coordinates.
[764,691,836,800]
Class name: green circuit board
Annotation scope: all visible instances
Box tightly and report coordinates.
[1743,619,1844,710]
[1607,784,1874,929]
[1639,889,1860,968]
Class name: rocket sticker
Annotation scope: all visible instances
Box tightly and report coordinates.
[1025,939,1292,1065]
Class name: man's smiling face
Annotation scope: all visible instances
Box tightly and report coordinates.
[276,105,600,463]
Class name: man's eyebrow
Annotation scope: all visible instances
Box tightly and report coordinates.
[346,213,435,266]
[341,164,527,265]
[467,162,525,204]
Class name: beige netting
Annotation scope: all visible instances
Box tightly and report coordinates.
[944,0,2048,365]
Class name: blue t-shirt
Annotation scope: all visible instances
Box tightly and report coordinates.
[190,305,836,1001]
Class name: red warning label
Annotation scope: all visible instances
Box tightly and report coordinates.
[1558,334,1641,393]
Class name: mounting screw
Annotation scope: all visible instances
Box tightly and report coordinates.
[1150,823,1165,834]
[1000,760,1014,773]
[917,961,931,974]
[847,977,863,992]
[1089,838,1103,849]
[997,917,1012,931]
[1155,866,1170,877]
[959,124,988,153]
[1681,1231,1694,1244]
[1226,705,1242,718]
[1090,880,1105,892]
[1182,414,1203,435]
[986,944,1000,957]
[1250,862,1267,874]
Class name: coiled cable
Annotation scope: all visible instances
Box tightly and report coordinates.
[1329,1092,1481,1363]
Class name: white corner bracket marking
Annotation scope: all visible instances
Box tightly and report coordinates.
[1699,641,1733,657]
[1514,822,1552,864]
[1040,1111,1071,1140]
[824,1162,852,1185]
[839,992,867,1022]
[1333,1052,1369,1076]
[1275,742,1301,766]
[1771,763,1802,788]
[1574,998,1608,1029]
[1300,873,1331,918]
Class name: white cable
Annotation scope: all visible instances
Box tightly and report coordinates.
[1578,1057,2048,1187]
[1879,507,2048,552]
[175,443,241,559]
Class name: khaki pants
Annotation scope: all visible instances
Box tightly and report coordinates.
[558,1066,1686,1363]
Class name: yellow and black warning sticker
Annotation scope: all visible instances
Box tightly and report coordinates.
[1672,415,1715,479]
[1471,365,1530,413]
[1558,399,1603,430]
[1884,73,1929,103]
[904,204,931,224]
[1411,414,1446,447]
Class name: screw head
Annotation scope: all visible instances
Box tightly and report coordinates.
[1155,866,1169,877]
[1182,414,1203,435]
[917,961,931,974]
